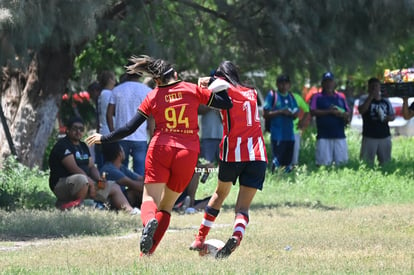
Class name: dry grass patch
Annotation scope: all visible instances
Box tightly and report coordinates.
[0,204,413,274]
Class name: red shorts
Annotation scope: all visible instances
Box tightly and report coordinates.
[145,145,198,193]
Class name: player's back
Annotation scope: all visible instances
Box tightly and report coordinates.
[220,85,267,162]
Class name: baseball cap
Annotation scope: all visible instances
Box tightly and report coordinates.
[322,72,334,81]
[277,74,290,83]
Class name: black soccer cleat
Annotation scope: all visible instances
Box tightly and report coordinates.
[215,236,239,259]
[140,218,158,254]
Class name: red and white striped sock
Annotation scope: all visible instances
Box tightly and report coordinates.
[198,206,219,238]
[232,212,249,241]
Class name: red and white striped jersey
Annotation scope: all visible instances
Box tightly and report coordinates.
[219,84,268,162]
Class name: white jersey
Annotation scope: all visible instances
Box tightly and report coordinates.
[109,81,151,141]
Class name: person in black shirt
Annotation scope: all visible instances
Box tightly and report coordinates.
[48,117,138,213]
[358,78,395,166]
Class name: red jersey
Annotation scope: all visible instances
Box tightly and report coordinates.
[220,84,268,162]
[139,80,212,153]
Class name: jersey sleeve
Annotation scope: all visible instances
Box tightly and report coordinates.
[198,86,213,105]
[137,93,152,117]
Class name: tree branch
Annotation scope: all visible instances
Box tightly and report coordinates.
[172,0,229,21]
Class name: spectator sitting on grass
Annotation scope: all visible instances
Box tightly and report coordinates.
[48,116,139,214]
[101,142,144,209]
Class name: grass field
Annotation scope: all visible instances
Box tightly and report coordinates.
[0,205,413,274]
[0,128,413,274]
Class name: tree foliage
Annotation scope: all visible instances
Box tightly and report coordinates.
[2,0,414,167]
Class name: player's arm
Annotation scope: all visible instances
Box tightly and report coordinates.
[208,90,233,109]
[206,78,233,109]
[86,112,147,145]
[102,111,147,142]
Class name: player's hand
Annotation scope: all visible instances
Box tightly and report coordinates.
[85,133,102,146]
[198,77,210,88]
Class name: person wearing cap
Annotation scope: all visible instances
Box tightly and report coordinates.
[263,74,299,172]
[358,77,395,166]
[48,116,139,214]
[106,66,154,176]
[310,72,350,166]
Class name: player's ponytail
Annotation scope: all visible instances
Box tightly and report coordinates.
[126,55,175,84]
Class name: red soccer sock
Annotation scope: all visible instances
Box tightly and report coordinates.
[198,206,219,238]
[149,210,171,254]
[140,200,158,226]
[232,212,249,242]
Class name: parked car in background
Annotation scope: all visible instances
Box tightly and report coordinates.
[350,97,414,136]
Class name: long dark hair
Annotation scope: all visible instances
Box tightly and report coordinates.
[214,61,241,87]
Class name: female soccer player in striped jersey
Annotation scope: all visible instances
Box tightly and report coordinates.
[86,55,232,256]
[190,61,268,258]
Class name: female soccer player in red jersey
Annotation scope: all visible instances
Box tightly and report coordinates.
[189,61,268,259]
[86,55,232,256]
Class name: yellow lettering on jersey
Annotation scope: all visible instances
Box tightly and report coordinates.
[165,92,183,103]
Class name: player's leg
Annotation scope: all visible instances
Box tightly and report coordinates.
[140,183,164,254]
[146,147,198,255]
[147,186,182,254]
[189,179,232,251]
[216,161,265,259]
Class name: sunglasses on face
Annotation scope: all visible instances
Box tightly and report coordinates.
[70,126,85,132]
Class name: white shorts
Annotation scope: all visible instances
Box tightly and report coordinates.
[315,138,348,166]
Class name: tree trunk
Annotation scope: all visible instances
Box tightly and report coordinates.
[0,46,75,168]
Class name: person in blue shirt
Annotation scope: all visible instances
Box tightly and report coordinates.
[100,142,144,208]
[263,75,299,172]
[310,72,350,166]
